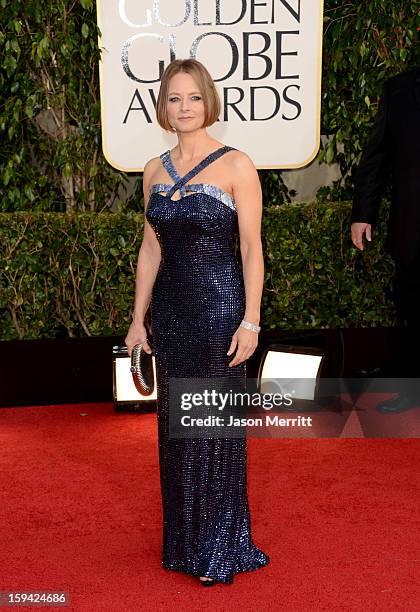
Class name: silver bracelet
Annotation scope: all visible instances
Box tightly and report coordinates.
[240,319,261,333]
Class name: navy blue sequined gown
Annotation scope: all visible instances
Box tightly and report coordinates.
[145,145,269,584]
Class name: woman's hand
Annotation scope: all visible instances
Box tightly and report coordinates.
[227,325,259,367]
[125,320,152,357]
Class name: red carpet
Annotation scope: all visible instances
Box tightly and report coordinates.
[0,403,419,611]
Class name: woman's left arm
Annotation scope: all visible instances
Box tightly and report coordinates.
[227,152,263,367]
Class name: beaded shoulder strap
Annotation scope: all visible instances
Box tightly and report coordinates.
[166,146,236,199]
[160,150,182,183]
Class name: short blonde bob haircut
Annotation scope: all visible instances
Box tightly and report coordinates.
[156,59,221,132]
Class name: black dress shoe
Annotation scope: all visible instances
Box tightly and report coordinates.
[376,394,418,413]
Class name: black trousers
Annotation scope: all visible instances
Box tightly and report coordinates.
[388,248,420,401]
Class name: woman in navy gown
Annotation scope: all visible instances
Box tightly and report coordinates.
[125,58,269,586]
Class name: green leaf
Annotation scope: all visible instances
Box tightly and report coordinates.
[62,163,72,179]
[81,23,89,39]
[25,103,34,119]
[326,145,335,164]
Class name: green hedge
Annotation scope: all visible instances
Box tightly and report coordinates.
[0,202,395,340]
[261,202,395,328]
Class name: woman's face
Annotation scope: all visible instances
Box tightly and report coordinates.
[166,72,205,133]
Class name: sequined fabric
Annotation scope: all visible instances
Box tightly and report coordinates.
[146,145,270,584]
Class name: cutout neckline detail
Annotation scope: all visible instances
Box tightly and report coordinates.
[149,181,236,210]
[149,145,236,208]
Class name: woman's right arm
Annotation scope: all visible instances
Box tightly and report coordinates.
[125,159,162,356]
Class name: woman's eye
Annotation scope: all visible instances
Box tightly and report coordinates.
[168,96,201,102]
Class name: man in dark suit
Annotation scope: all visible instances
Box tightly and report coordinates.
[351,66,420,413]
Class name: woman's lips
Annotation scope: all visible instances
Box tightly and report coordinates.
[178,117,194,120]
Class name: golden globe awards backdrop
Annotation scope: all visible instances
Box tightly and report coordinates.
[96,1,324,170]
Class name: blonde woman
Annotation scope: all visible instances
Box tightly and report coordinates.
[125,58,269,586]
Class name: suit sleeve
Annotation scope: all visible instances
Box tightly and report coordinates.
[351,80,391,225]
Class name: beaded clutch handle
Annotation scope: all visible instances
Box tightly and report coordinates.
[130,339,155,396]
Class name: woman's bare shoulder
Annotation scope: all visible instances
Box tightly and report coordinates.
[227,149,254,167]
[226,148,257,172]
[143,155,162,176]
[143,156,164,192]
